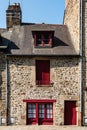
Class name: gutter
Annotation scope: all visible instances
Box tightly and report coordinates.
[6,54,80,57]
[80,0,83,126]
[6,55,8,125]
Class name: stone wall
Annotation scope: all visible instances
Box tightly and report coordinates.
[0,53,6,123]
[65,0,70,7]
[7,56,80,125]
[64,0,80,53]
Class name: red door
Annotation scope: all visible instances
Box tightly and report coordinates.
[64,101,77,125]
[36,60,50,85]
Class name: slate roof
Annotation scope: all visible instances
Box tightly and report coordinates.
[0,23,79,56]
[0,29,8,50]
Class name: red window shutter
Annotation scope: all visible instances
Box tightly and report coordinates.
[36,60,50,85]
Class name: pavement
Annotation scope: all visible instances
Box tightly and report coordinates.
[0,125,87,130]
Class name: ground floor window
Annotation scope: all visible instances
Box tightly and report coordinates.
[23,99,56,125]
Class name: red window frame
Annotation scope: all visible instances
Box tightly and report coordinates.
[27,103,36,125]
[23,99,56,125]
[32,31,54,47]
[38,103,53,125]
[36,60,50,86]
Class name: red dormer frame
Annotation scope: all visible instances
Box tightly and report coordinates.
[32,31,54,47]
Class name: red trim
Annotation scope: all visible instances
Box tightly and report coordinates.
[26,102,55,125]
[34,34,36,46]
[36,103,38,124]
[32,31,54,47]
[36,60,50,85]
[23,99,56,103]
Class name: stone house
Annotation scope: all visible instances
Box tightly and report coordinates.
[0,0,87,126]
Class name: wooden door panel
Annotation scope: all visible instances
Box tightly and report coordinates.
[36,60,50,85]
[64,101,77,125]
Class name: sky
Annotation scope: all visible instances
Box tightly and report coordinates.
[0,0,65,28]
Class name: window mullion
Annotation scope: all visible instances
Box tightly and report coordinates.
[36,103,38,124]
[34,34,36,46]
[44,104,46,120]
[49,34,52,46]
[41,34,44,46]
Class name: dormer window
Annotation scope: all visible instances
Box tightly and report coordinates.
[32,31,54,47]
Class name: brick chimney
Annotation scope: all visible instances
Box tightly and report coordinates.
[6,3,22,29]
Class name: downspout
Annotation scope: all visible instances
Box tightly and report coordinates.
[80,0,83,126]
[6,55,8,125]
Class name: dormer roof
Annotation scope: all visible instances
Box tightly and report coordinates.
[0,23,79,56]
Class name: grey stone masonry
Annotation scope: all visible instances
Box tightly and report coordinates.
[6,56,80,125]
[0,53,6,123]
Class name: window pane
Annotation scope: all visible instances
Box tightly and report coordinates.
[32,104,36,108]
[50,115,53,118]
[47,109,52,114]
[47,109,50,113]
[47,114,49,118]
[39,113,44,118]
[28,113,36,118]
[36,34,42,44]
[28,114,32,118]
[33,109,36,113]
[46,113,53,119]
[39,104,45,109]
[28,109,32,113]
[39,114,41,118]
[44,34,49,44]
[50,110,52,114]
[33,113,36,118]
[39,109,44,113]
[47,104,52,109]
[28,104,36,118]
[46,104,53,119]
[28,104,32,108]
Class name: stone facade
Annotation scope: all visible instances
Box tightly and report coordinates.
[0,0,86,127]
[64,0,80,53]
[0,53,6,123]
[6,56,80,125]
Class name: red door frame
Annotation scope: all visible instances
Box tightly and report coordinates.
[64,101,77,125]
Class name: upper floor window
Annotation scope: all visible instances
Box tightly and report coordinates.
[32,31,54,47]
[36,60,50,86]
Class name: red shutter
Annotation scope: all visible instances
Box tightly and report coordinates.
[36,60,50,85]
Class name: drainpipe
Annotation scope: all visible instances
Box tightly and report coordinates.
[6,55,8,125]
[80,0,83,126]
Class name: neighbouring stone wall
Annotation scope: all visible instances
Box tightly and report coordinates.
[65,0,69,7]
[0,53,6,122]
[64,0,80,53]
[7,56,80,125]
[82,0,87,120]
